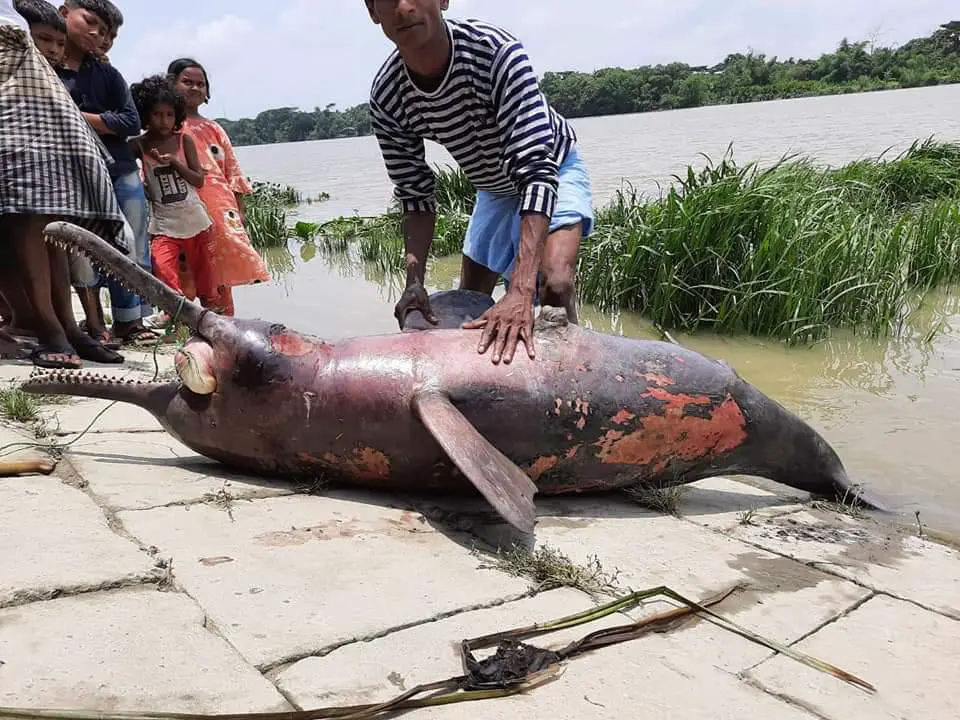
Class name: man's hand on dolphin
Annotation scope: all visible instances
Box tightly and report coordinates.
[394,280,439,330]
[463,211,546,364]
[463,289,536,364]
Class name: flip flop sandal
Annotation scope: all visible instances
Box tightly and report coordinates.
[72,333,124,364]
[119,326,165,347]
[31,343,82,370]
[79,319,122,350]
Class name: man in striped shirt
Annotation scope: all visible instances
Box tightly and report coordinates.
[365,0,594,365]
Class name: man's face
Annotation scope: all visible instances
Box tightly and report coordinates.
[366,0,449,51]
[32,24,66,66]
[59,5,109,55]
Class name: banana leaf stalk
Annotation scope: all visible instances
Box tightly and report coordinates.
[0,583,872,720]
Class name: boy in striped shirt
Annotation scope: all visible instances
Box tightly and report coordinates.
[366,0,594,365]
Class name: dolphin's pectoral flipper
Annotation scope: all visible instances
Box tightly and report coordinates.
[411,390,538,534]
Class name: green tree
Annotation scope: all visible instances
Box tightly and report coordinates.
[216,22,958,147]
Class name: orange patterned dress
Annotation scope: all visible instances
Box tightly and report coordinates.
[179,115,269,315]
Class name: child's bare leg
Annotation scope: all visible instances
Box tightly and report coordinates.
[75,286,102,331]
[68,252,112,341]
[49,242,123,363]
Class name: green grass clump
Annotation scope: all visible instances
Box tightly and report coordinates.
[0,387,38,423]
[243,181,309,249]
[577,138,960,344]
[250,181,301,206]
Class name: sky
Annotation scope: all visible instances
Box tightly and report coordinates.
[106,0,949,120]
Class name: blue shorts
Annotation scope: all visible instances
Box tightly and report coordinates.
[462,146,594,282]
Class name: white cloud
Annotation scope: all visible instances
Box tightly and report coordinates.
[107,0,950,119]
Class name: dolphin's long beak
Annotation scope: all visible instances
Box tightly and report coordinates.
[43,220,206,333]
[21,370,181,409]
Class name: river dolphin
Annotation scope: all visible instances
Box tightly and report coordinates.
[20,221,887,533]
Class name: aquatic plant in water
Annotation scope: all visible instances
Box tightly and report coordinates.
[244,181,312,249]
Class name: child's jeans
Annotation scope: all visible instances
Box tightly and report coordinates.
[72,170,153,323]
[151,227,215,306]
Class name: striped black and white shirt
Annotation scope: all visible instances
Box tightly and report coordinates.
[368,17,577,219]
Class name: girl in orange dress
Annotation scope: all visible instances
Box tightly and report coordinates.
[166,58,269,316]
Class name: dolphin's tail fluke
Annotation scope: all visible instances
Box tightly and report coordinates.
[732,377,892,513]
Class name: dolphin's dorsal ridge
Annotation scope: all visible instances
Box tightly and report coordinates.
[535,306,569,332]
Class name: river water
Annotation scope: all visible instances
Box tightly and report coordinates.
[231,84,960,536]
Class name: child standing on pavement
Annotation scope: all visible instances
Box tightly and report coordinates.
[129,74,215,316]
[56,0,161,347]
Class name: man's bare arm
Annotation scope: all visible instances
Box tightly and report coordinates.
[402,211,436,288]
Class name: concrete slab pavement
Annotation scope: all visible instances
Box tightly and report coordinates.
[275,588,815,720]
[0,587,291,713]
[724,506,960,619]
[117,492,532,669]
[0,475,159,607]
[63,429,297,511]
[747,594,960,719]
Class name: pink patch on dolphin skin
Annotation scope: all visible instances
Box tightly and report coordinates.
[593,390,747,470]
[270,332,328,357]
[526,455,559,480]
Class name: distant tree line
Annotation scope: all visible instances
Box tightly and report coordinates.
[217,22,960,148]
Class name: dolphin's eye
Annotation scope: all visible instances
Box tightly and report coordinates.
[232,340,290,390]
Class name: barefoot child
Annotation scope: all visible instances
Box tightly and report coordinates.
[129,74,215,320]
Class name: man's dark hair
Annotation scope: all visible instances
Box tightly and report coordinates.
[62,0,121,33]
[130,74,187,132]
[13,0,67,33]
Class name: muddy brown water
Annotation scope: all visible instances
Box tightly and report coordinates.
[231,84,960,537]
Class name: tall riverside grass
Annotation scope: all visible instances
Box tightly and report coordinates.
[578,139,960,343]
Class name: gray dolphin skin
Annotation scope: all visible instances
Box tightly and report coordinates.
[21,221,889,534]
